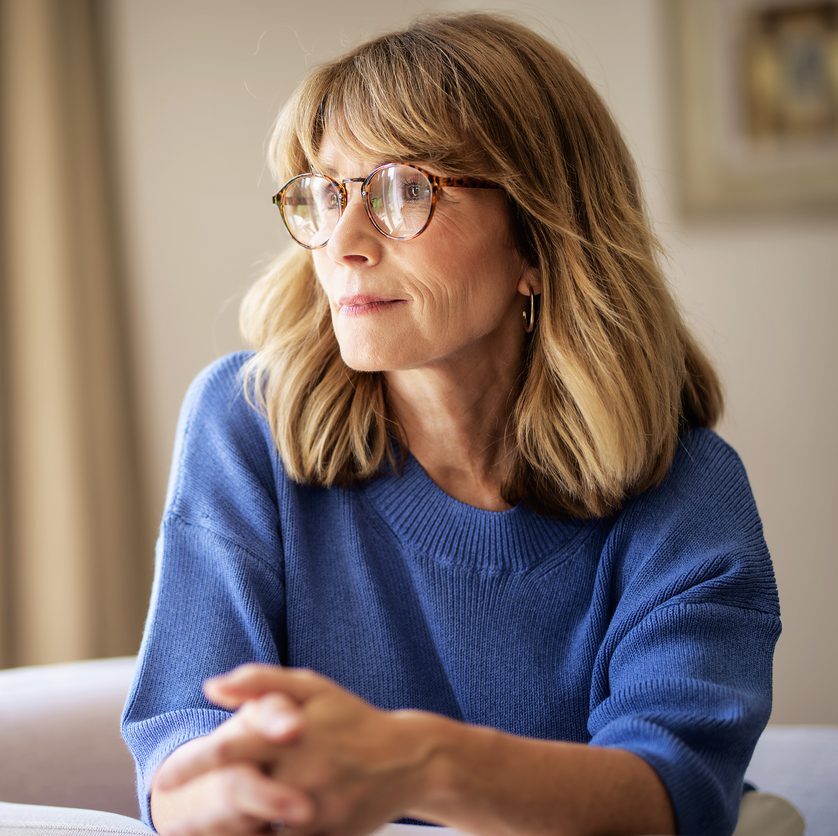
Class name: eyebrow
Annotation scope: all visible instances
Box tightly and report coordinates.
[317,161,338,177]
[314,159,391,178]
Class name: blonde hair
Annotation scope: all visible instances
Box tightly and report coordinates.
[239,11,723,519]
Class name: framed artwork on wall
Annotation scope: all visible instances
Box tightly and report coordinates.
[672,0,838,215]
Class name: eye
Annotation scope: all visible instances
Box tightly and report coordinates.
[401,179,429,202]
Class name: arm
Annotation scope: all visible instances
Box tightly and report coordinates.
[405,711,675,836]
[157,581,778,834]
[120,353,303,829]
[121,516,297,830]
[154,667,675,836]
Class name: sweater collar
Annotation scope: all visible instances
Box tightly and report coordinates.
[360,451,601,571]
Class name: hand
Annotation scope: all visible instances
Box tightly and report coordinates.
[150,689,316,836]
[154,664,437,836]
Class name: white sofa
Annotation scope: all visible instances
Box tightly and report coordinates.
[0,657,834,834]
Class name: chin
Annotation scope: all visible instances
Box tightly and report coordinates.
[339,345,391,373]
[337,341,411,372]
[341,356,384,372]
[333,317,418,372]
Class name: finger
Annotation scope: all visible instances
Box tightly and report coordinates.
[202,679,293,713]
[202,678,251,710]
[154,722,272,792]
[167,765,315,836]
[235,766,315,828]
[205,665,331,703]
[203,676,305,718]
[239,693,304,743]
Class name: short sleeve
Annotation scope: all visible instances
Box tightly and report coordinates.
[588,429,781,836]
[120,352,286,829]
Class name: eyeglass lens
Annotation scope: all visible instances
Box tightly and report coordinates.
[281,165,434,247]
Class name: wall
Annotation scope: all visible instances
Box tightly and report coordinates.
[104,0,838,723]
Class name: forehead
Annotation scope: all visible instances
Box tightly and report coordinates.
[314,134,380,177]
[311,129,448,179]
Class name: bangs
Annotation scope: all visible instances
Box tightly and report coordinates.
[272,30,492,182]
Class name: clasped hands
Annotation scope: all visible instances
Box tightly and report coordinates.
[151,664,439,836]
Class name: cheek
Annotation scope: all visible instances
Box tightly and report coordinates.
[436,203,521,279]
[400,262,467,336]
[430,230,519,312]
[310,253,331,292]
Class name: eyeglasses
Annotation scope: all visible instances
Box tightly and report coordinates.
[271,162,501,249]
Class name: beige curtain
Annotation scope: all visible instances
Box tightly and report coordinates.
[0,0,150,667]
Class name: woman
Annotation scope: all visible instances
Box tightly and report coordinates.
[121,12,787,836]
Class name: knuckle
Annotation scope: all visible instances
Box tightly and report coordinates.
[262,692,292,711]
[238,700,260,724]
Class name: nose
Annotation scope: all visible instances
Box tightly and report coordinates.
[325,179,382,265]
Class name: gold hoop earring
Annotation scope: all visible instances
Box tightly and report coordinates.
[522,288,536,334]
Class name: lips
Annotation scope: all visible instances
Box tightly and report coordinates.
[338,294,401,308]
[337,294,407,316]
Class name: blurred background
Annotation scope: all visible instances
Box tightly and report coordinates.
[0,0,836,724]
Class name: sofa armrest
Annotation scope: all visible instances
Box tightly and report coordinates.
[0,803,461,836]
[0,656,139,818]
[745,724,838,836]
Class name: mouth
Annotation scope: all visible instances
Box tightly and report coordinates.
[337,295,407,317]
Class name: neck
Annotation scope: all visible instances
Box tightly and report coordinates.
[384,346,524,511]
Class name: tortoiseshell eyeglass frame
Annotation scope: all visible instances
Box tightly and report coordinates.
[271,161,502,249]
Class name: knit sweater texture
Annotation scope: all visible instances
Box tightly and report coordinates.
[121,351,781,835]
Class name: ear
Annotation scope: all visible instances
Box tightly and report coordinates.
[516,261,542,296]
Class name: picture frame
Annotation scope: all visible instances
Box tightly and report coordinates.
[672,0,838,215]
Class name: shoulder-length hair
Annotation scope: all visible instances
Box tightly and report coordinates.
[239,11,723,519]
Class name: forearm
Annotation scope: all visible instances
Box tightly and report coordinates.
[403,712,676,836]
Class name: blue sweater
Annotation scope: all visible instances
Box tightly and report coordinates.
[121,351,781,835]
